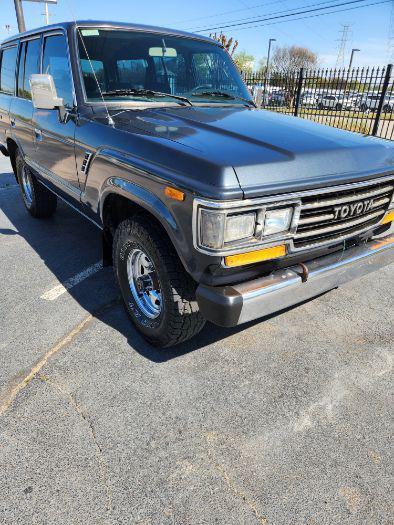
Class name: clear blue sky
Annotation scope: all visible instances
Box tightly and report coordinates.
[0,0,392,68]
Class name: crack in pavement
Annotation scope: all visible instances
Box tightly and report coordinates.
[205,432,268,524]
[38,373,113,516]
[0,314,93,417]
[0,298,121,418]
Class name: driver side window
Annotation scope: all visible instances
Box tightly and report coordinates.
[42,33,74,109]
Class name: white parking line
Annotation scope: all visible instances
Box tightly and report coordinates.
[40,261,103,301]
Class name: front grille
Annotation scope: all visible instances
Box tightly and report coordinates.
[293,180,394,249]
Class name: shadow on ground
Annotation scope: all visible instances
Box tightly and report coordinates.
[1,179,325,363]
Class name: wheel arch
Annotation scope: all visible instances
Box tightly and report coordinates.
[100,181,185,269]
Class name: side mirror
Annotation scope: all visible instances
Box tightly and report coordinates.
[30,74,66,119]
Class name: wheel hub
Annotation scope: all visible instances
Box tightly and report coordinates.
[21,167,33,206]
[127,249,162,319]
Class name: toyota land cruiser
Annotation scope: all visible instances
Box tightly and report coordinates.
[1,21,393,347]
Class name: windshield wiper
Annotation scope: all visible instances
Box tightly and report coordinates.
[101,89,193,106]
[191,90,256,108]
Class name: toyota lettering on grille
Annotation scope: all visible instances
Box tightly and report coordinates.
[333,198,375,220]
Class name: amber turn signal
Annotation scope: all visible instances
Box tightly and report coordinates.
[164,186,185,201]
[381,210,394,225]
[224,244,286,267]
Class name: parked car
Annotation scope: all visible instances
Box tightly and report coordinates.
[317,94,357,110]
[359,93,394,112]
[268,90,287,106]
[1,21,393,347]
[301,91,318,107]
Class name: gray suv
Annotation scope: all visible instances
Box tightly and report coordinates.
[1,21,393,347]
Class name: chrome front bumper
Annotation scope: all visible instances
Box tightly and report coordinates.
[196,234,394,327]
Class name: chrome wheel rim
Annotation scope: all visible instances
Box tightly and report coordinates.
[21,167,33,206]
[127,249,162,319]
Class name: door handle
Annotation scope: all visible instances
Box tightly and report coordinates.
[10,118,16,127]
[34,128,42,141]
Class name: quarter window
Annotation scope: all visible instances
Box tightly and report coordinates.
[17,38,41,100]
[42,34,74,108]
[0,46,18,94]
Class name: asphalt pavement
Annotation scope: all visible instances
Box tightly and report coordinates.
[0,154,393,525]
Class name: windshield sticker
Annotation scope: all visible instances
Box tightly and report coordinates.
[81,29,99,36]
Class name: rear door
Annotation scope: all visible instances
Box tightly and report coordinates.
[0,44,18,150]
[32,30,80,199]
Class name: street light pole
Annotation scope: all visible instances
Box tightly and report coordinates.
[349,48,360,69]
[13,0,26,32]
[264,38,276,97]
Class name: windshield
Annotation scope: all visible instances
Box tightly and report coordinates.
[77,28,251,105]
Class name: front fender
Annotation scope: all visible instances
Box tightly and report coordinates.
[100,177,178,236]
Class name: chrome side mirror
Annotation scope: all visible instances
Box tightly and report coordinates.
[30,74,66,120]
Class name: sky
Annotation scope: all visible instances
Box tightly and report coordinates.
[0,0,393,68]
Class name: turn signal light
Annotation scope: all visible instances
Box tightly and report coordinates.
[224,244,286,267]
[381,210,394,225]
[164,186,185,201]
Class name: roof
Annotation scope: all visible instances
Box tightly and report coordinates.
[1,20,215,46]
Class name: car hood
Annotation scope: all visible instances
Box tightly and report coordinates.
[111,105,394,198]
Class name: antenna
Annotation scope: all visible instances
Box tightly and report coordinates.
[76,27,115,127]
[62,0,114,127]
[335,24,350,69]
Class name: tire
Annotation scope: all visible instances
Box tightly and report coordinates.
[383,104,392,113]
[318,103,324,110]
[335,103,342,110]
[16,152,57,218]
[113,216,206,347]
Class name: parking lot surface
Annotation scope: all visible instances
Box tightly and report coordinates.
[0,155,393,525]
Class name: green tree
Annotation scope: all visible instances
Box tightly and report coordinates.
[233,51,255,73]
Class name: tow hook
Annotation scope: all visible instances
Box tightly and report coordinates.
[298,262,309,283]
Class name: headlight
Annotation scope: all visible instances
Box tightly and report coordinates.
[195,199,300,254]
[200,210,256,249]
[263,208,293,236]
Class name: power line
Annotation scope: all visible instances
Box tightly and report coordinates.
[172,0,290,26]
[187,0,385,32]
[187,0,355,31]
[204,0,391,33]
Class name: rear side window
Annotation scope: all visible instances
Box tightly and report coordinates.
[42,34,74,109]
[0,46,18,94]
[18,38,41,99]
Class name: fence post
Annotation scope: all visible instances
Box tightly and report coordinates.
[372,63,392,136]
[294,68,304,116]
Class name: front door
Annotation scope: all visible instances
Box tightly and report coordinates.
[11,37,41,162]
[32,31,79,200]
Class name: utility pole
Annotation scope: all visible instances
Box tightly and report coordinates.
[349,48,360,69]
[335,25,350,69]
[44,2,50,24]
[264,38,276,95]
[13,0,26,32]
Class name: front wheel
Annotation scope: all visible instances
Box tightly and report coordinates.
[113,216,206,347]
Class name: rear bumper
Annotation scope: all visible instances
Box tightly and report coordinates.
[196,234,394,327]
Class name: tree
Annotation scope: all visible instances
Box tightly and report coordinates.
[233,51,255,73]
[271,45,317,74]
[209,33,238,56]
[270,46,317,109]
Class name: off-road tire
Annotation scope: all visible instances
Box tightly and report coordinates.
[113,216,206,347]
[16,152,57,218]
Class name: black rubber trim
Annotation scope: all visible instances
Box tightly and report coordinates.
[0,145,9,157]
[196,284,243,327]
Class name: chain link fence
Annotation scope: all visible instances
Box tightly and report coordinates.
[242,64,394,140]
